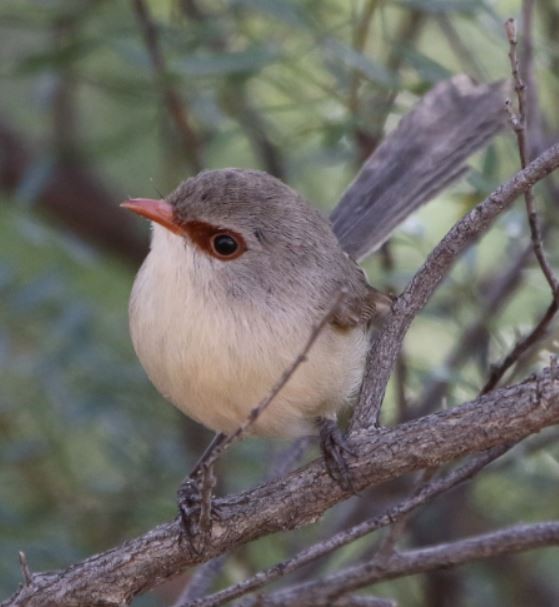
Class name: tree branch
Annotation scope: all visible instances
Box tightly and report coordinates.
[3,367,559,607]
[254,522,559,606]
[183,446,507,607]
[505,17,559,296]
[3,136,559,607]
[131,0,203,172]
[350,141,559,430]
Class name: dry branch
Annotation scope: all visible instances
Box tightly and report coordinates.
[183,447,507,607]
[4,367,559,607]
[132,0,203,172]
[3,135,559,607]
[254,522,559,606]
[350,141,559,430]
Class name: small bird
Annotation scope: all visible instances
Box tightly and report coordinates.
[122,76,504,523]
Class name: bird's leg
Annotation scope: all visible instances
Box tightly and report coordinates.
[316,417,357,493]
[177,432,226,549]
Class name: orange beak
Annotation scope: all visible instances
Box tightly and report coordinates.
[120,198,182,235]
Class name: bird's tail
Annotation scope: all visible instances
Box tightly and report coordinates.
[330,75,506,261]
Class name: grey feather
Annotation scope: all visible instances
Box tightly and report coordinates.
[330,75,506,261]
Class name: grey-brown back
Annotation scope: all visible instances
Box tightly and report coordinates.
[330,76,506,261]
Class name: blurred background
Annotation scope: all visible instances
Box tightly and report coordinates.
[1,1,558,605]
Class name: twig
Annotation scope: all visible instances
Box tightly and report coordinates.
[174,557,226,606]
[520,0,538,159]
[200,290,345,472]
[414,244,533,415]
[474,18,559,395]
[17,552,32,587]
[253,522,559,606]
[131,0,203,172]
[481,297,558,393]
[4,367,559,607]
[189,290,342,540]
[4,141,559,607]
[186,446,508,607]
[350,141,559,431]
[266,437,313,481]
[505,18,559,296]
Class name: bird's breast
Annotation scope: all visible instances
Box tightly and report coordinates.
[129,228,369,438]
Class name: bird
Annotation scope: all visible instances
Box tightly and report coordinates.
[121,75,504,531]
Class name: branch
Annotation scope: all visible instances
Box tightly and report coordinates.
[481,298,558,393]
[131,0,203,172]
[414,243,533,415]
[179,1,286,179]
[350,141,559,430]
[255,522,559,606]
[3,140,559,607]
[173,557,226,606]
[183,447,507,607]
[470,17,559,395]
[4,367,559,607]
[505,17,559,295]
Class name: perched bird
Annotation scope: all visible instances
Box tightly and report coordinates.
[122,76,504,520]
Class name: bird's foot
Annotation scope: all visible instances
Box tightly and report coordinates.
[177,464,221,553]
[317,417,357,493]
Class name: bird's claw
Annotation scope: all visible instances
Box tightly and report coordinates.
[177,466,221,553]
[318,417,357,494]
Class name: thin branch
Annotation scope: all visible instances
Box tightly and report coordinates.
[481,297,558,393]
[505,18,559,296]
[174,557,226,606]
[17,553,32,587]
[4,141,559,607]
[473,18,559,395]
[4,366,559,607]
[350,141,559,431]
[414,244,533,415]
[201,290,345,472]
[255,522,559,606]
[131,0,203,172]
[189,447,507,607]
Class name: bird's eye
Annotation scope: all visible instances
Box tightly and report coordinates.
[210,233,240,258]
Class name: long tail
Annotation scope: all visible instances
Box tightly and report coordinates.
[330,75,506,261]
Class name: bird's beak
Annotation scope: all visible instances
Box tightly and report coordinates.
[120,198,182,235]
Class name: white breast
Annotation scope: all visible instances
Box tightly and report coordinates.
[129,225,369,438]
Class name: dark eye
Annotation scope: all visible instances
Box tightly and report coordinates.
[211,233,240,258]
